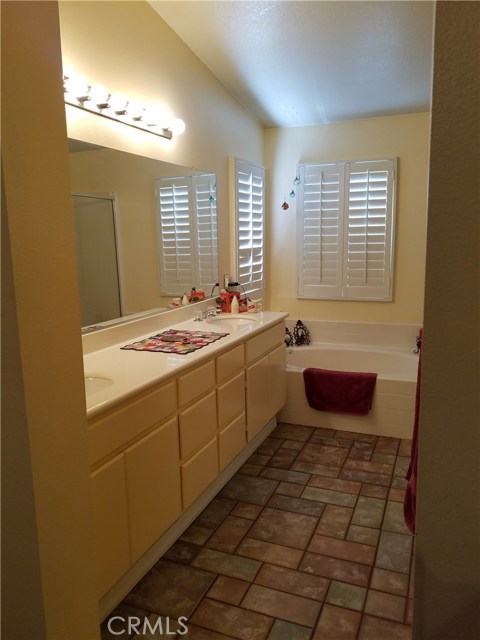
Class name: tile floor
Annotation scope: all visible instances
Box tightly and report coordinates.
[101,423,414,639]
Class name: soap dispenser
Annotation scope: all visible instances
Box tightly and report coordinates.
[230,295,239,314]
[181,293,189,305]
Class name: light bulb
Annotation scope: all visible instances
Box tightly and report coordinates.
[109,92,127,113]
[144,107,171,128]
[126,100,145,120]
[89,83,109,106]
[170,118,186,136]
[64,75,89,101]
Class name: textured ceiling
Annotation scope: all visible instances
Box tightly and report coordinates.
[149,0,435,127]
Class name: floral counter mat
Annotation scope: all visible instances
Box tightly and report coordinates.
[120,329,229,355]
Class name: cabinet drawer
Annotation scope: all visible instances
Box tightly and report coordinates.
[181,437,218,508]
[217,372,245,429]
[245,323,284,364]
[179,391,217,459]
[219,413,246,470]
[178,360,215,407]
[88,381,176,465]
[216,344,244,383]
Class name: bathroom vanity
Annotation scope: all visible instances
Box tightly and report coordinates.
[83,305,287,617]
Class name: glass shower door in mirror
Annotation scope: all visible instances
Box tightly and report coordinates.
[72,193,122,326]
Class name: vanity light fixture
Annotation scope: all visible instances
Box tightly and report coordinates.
[63,73,185,140]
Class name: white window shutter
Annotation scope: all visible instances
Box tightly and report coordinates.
[156,177,194,295]
[156,175,218,296]
[297,158,396,301]
[297,163,345,299]
[193,175,218,289]
[345,160,395,300]
[235,158,265,296]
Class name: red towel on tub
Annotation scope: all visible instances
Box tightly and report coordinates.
[303,367,377,416]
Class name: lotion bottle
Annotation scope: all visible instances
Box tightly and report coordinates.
[230,295,239,314]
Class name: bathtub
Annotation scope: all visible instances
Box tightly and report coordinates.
[278,343,419,440]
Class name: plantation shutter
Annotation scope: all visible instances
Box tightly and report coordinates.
[156,175,218,295]
[345,160,395,299]
[193,176,218,289]
[297,163,344,298]
[235,158,265,296]
[297,158,396,300]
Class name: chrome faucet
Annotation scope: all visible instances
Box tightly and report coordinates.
[195,307,220,321]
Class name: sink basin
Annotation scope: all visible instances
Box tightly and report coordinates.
[84,374,114,394]
[205,314,258,331]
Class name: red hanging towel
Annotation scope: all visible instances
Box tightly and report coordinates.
[404,328,423,534]
[303,367,377,416]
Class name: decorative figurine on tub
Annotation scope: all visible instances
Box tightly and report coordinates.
[293,320,310,346]
[285,327,294,347]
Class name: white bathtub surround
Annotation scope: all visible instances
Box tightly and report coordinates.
[279,322,421,440]
[285,319,421,351]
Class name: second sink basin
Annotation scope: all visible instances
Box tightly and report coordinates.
[85,374,114,395]
[205,313,258,331]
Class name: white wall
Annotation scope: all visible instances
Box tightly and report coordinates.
[265,113,430,324]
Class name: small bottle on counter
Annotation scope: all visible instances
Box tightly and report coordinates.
[181,293,189,305]
[230,295,239,314]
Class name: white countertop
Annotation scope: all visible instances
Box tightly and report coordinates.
[84,308,288,418]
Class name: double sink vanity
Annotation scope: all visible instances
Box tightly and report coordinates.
[82,301,288,617]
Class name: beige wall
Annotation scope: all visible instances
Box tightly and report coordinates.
[265,113,430,324]
[59,0,264,282]
[414,2,480,638]
[1,1,100,638]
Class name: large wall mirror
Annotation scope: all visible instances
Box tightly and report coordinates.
[68,139,218,329]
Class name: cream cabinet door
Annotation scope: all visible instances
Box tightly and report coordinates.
[246,354,270,440]
[269,344,287,416]
[246,344,286,441]
[124,418,182,563]
[90,454,130,597]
